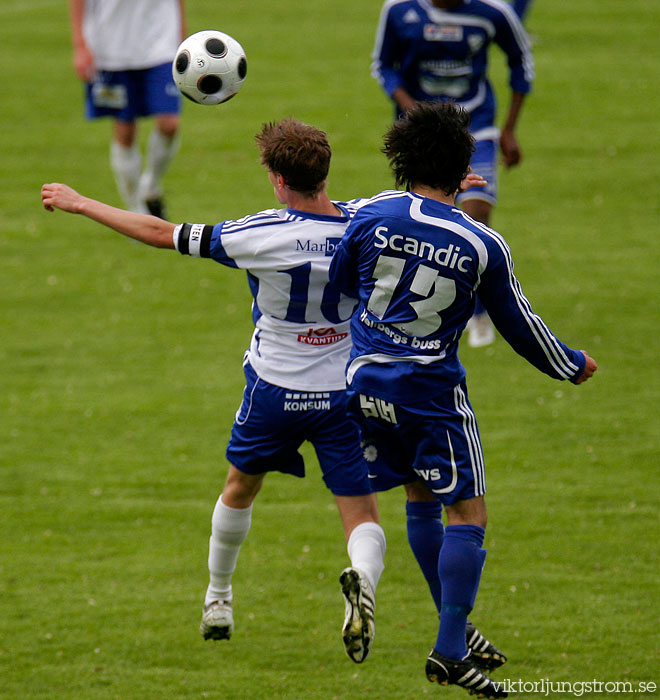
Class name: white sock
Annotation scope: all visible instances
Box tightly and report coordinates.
[205,495,253,607]
[110,140,142,211]
[138,128,180,201]
[347,521,386,591]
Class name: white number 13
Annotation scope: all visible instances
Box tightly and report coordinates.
[366,255,456,337]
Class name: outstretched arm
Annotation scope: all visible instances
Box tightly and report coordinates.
[41,183,176,249]
[477,236,597,385]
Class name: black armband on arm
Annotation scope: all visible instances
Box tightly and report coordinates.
[173,223,213,257]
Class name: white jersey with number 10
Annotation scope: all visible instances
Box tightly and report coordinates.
[173,202,367,392]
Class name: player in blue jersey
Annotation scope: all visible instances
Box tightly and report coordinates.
[329,102,597,698]
[372,0,534,347]
[41,118,387,664]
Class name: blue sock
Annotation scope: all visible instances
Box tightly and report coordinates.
[435,524,487,660]
[406,500,444,614]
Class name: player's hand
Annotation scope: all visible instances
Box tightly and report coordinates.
[392,87,417,114]
[574,351,598,384]
[500,127,522,168]
[460,170,487,192]
[73,44,96,82]
[41,183,85,214]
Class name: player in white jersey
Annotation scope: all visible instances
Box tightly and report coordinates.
[41,118,386,664]
[330,102,597,698]
[69,0,186,217]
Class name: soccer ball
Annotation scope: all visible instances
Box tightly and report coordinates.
[172,30,247,105]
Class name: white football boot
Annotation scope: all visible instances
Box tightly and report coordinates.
[200,600,234,641]
[340,567,375,663]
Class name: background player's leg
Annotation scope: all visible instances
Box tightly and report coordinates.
[461,198,492,228]
[138,115,180,217]
[110,120,143,212]
[462,199,496,347]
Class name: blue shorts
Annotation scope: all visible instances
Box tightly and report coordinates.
[85,62,180,121]
[456,137,498,206]
[346,382,486,505]
[226,362,373,496]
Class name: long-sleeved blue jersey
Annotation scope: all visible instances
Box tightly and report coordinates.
[329,190,586,404]
[372,0,534,131]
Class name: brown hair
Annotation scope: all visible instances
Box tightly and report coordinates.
[256,118,331,197]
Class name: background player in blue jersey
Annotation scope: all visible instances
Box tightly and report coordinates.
[41,118,387,664]
[372,0,534,347]
[329,102,597,697]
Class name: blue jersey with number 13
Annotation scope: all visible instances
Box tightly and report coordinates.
[329,190,586,404]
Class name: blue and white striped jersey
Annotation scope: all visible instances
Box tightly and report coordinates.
[372,0,534,132]
[329,190,586,403]
[173,203,366,392]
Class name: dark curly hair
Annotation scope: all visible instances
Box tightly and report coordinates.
[256,118,331,196]
[383,102,475,195]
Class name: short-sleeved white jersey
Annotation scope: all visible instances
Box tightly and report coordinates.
[82,0,182,70]
[173,203,366,392]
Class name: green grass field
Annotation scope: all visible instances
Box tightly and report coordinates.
[1,1,659,698]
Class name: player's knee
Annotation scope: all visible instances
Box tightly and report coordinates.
[445,496,488,529]
[461,198,492,226]
[222,465,264,508]
[404,480,436,502]
[336,493,379,532]
[113,120,137,147]
[155,116,180,139]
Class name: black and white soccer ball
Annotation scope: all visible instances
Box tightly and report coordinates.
[172,30,247,105]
